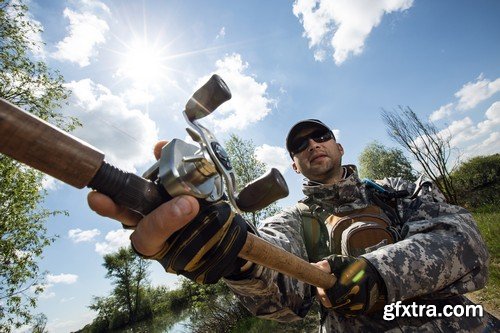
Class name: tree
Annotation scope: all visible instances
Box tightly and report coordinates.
[0,0,79,330]
[382,106,458,203]
[30,313,47,333]
[0,158,60,330]
[451,154,500,208]
[358,141,416,181]
[0,0,78,128]
[182,134,286,333]
[101,247,151,325]
[88,295,117,327]
[224,134,280,225]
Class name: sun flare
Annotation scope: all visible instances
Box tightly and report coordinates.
[118,41,167,86]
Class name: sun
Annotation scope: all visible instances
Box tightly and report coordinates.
[118,40,168,86]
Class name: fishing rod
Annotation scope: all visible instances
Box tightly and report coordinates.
[0,75,335,289]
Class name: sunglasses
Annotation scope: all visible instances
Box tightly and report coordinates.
[290,129,334,155]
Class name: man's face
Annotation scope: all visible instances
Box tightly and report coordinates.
[291,126,344,184]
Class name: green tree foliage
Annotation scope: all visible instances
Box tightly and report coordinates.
[358,141,416,181]
[0,157,61,330]
[0,0,79,330]
[451,154,500,208]
[84,247,152,331]
[224,134,280,225]
[30,313,48,333]
[102,247,151,324]
[0,0,78,129]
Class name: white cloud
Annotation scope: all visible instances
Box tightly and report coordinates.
[314,49,326,62]
[255,144,291,174]
[216,26,226,39]
[80,0,111,14]
[64,79,159,171]
[429,103,454,122]
[333,129,341,141]
[198,53,274,132]
[293,0,413,65]
[430,75,500,122]
[68,228,101,243]
[438,117,475,147]
[47,273,78,284]
[31,273,78,300]
[60,297,75,303]
[436,101,500,158]
[120,87,155,106]
[477,101,500,134]
[52,7,109,67]
[41,175,63,191]
[95,229,133,255]
[466,132,500,157]
[455,75,500,111]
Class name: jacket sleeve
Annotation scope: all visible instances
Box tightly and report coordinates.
[362,177,489,302]
[223,207,314,322]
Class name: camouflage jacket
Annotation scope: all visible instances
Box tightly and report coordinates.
[224,166,492,332]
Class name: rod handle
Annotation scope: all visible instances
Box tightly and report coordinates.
[239,233,336,289]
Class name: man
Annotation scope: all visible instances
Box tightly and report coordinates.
[88,119,493,332]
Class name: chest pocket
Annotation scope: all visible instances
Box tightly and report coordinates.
[327,205,398,257]
[299,204,399,262]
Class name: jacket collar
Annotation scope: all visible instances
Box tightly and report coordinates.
[301,165,371,214]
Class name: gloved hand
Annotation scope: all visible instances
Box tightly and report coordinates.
[316,255,386,317]
[135,200,249,284]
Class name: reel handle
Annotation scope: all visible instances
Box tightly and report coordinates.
[185,74,232,121]
[236,168,289,212]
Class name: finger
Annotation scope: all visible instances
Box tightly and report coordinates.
[87,191,142,228]
[312,260,331,273]
[154,140,169,160]
[316,288,333,308]
[130,195,200,256]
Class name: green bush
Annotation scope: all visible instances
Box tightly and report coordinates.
[452,154,500,208]
[109,311,129,330]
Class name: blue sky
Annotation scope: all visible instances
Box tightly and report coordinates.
[7,0,500,331]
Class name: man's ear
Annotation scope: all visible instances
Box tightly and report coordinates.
[292,161,300,174]
[337,143,344,156]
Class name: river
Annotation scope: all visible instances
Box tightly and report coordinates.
[116,313,192,333]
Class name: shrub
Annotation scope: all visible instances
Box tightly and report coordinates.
[452,154,500,208]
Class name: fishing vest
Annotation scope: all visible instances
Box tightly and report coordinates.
[297,190,402,263]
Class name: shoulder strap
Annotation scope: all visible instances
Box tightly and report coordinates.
[296,202,330,262]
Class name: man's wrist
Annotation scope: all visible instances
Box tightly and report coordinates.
[224,258,256,280]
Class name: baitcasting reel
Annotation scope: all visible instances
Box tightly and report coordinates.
[142,75,289,213]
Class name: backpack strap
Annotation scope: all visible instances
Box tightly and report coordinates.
[296,202,329,262]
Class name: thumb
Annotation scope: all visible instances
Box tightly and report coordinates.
[130,196,200,256]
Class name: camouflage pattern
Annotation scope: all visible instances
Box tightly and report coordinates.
[224,166,493,332]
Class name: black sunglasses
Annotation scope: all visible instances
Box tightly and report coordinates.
[290,129,334,155]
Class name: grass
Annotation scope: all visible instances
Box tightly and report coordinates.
[467,204,500,318]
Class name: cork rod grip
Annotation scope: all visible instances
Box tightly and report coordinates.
[239,233,336,289]
[0,98,104,188]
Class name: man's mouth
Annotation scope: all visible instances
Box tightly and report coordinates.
[310,154,327,163]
